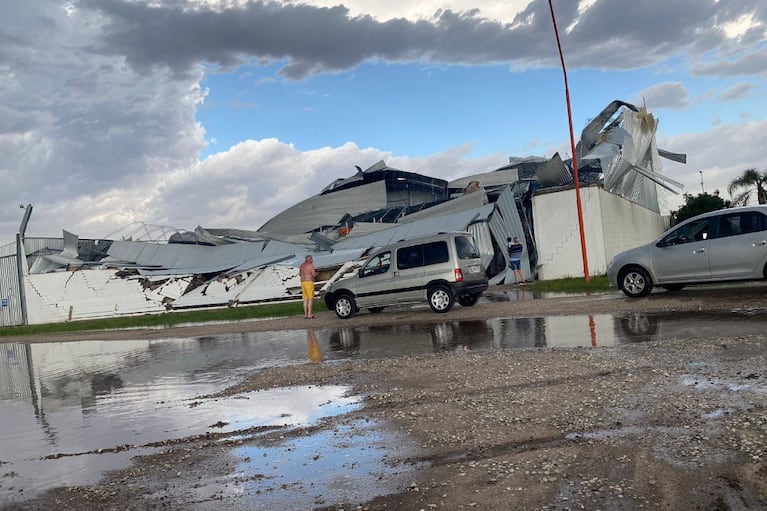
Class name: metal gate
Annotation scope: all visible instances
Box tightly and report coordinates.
[0,253,24,327]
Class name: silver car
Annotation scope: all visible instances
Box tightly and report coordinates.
[607,205,767,297]
[324,231,488,318]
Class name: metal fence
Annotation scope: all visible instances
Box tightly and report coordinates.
[0,253,23,326]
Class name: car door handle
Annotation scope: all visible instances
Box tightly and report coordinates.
[692,248,705,254]
[753,240,767,246]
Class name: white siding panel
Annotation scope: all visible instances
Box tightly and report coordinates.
[25,270,166,324]
[236,266,301,303]
[533,186,666,280]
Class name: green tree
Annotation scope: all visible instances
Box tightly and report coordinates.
[671,192,730,225]
[728,168,767,206]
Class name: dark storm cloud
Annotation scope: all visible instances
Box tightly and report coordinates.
[80,0,766,79]
[0,0,205,236]
[566,0,766,70]
[83,0,544,79]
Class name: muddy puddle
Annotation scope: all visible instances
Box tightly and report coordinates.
[2,309,766,505]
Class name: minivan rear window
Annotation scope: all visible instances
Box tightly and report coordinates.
[455,236,480,259]
[397,241,449,269]
[423,241,449,266]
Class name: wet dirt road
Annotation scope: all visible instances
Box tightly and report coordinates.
[1,283,766,510]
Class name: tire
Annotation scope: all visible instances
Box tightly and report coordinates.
[661,284,685,292]
[618,267,653,298]
[620,313,658,340]
[368,306,385,314]
[333,293,357,319]
[428,285,454,313]
[458,294,479,307]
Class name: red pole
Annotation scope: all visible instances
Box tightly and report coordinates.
[548,0,590,283]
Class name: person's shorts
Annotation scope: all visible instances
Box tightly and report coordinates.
[301,281,315,299]
[508,259,521,271]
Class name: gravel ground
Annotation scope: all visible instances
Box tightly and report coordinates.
[3,284,767,510]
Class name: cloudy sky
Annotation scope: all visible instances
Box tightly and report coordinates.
[1,0,765,242]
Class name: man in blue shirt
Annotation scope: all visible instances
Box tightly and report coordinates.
[507,236,525,285]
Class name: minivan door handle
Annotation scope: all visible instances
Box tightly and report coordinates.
[753,240,767,246]
[692,248,705,254]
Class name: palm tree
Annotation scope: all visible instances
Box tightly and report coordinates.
[728,168,767,206]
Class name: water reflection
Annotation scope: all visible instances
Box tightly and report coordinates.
[614,311,765,342]
[3,310,767,502]
[307,330,323,363]
[0,333,362,503]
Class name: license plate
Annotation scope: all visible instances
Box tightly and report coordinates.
[469,265,480,274]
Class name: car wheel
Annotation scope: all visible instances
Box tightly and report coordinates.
[661,284,685,292]
[620,313,658,340]
[618,267,653,298]
[458,294,479,307]
[334,293,357,319]
[428,285,454,313]
[368,306,385,314]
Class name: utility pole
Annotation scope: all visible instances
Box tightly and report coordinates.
[699,171,705,193]
[16,204,33,325]
[548,0,589,283]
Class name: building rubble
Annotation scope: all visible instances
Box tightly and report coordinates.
[0,101,686,326]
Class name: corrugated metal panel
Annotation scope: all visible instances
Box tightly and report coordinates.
[0,241,17,257]
[0,343,32,401]
[489,186,532,284]
[448,168,519,189]
[311,248,369,269]
[228,254,294,274]
[467,222,494,269]
[0,254,23,326]
[397,191,486,223]
[108,241,272,274]
[259,180,388,235]
[534,153,571,187]
[332,204,495,251]
[23,237,65,254]
[339,222,394,238]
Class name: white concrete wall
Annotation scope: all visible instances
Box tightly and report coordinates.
[598,189,669,264]
[24,266,302,324]
[24,270,167,324]
[533,186,667,280]
[533,185,605,280]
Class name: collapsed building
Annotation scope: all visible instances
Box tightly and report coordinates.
[0,100,686,326]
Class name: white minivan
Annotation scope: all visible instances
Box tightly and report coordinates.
[324,232,488,318]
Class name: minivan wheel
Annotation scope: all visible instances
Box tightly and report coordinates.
[458,294,479,307]
[618,267,653,298]
[334,293,357,319]
[428,285,454,313]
